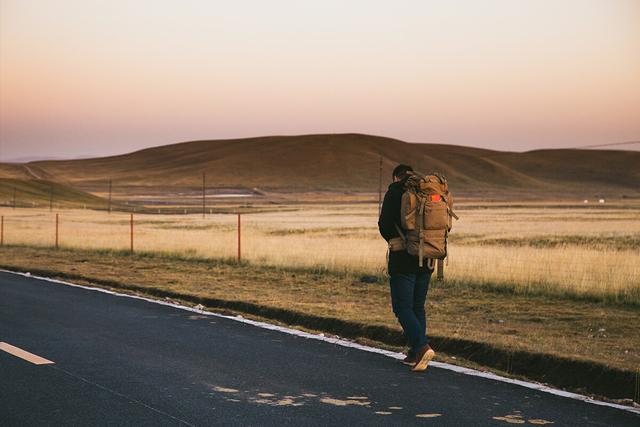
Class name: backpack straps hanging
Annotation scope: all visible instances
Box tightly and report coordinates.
[436,259,444,281]
[394,223,407,245]
[448,206,459,220]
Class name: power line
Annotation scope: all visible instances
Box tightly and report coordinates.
[571,141,640,149]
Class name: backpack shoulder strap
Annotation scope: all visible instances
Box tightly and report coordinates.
[394,223,407,244]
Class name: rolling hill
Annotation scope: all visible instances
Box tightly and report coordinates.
[0,178,110,209]
[2,134,639,198]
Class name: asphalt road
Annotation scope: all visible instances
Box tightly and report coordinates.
[0,271,638,426]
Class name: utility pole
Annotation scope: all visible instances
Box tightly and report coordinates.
[202,172,206,219]
[12,186,16,209]
[49,183,54,212]
[108,179,112,214]
[237,213,241,262]
[55,213,59,249]
[378,156,383,215]
[130,213,134,253]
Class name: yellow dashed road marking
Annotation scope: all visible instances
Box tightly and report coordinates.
[0,342,54,365]
[213,386,239,393]
[320,397,370,407]
[493,415,526,424]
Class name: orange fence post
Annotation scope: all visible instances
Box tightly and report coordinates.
[55,213,59,249]
[1,215,4,247]
[130,213,134,253]
[237,213,241,262]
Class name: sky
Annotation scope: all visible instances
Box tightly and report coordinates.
[1,0,639,161]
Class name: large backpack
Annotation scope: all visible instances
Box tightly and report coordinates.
[393,172,458,273]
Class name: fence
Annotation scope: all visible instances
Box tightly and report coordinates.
[0,205,639,306]
[0,212,247,261]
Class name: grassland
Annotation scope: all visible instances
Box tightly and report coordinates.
[0,245,638,376]
[0,178,110,210]
[1,201,638,305]
[2,200,639,399]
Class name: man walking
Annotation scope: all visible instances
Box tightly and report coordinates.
[378,164,435,372]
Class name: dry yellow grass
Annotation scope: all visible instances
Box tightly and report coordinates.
[1,246,639,373]
[1,202,639,303]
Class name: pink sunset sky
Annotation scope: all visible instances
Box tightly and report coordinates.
[1,0,639,161]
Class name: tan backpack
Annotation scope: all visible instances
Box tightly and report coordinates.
[391,172,458,276]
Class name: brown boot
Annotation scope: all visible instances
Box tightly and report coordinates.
[412,345,435,372]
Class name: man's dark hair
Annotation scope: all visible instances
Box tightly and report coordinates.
[392,164,413,179]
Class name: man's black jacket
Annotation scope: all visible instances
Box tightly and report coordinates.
[378,179,429,275]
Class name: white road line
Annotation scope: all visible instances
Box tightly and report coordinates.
[0,342,54,365]
[1,269,638,415]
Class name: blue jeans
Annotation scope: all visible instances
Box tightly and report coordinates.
[389,271,431,356]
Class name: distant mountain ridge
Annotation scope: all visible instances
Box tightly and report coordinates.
[1,134,639,197]
[2,155,96,163]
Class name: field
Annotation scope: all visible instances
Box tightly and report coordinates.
[1,200,639,305]
[1,244,639,380]
[2,200,639,393]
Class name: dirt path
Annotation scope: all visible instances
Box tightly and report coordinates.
[23,165,42,179]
